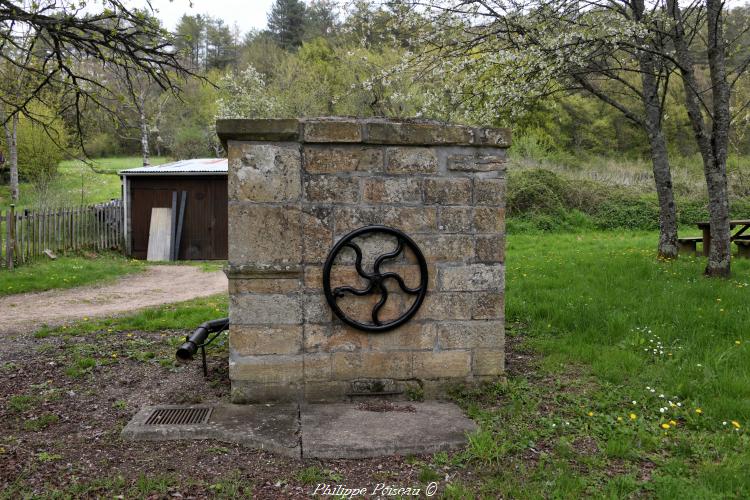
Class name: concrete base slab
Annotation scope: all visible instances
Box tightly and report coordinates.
[121,404,301,458]
[301,402,477,459]
[122,401,476,459]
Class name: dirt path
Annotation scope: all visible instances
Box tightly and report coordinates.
[1,265,227,334]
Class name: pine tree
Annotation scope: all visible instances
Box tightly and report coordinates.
[305,0,337,40]
[174,15,206,70]
[266,0,307,50]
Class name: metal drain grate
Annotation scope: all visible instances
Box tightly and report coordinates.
[144,407,212,426]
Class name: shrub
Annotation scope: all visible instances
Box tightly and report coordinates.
[84,132,124,158]
[507,169,568,216]
[15,106,69,186]
[730,198,750,219]
[591,195,660,230]
[677,200,709,226]
[509,129,556,162]
[170,126,214,159]
[506,166,750,233]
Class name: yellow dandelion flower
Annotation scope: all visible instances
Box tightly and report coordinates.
[731,421,741,429]
[661,423,670,429]
[587,411,594,417]
[695,408,703,414]
[735,340,741,345]
[111,353,117,358]
[83,317,89,321]
[629,413,637,420]
[669,420,677,426]
[617,416,623,422]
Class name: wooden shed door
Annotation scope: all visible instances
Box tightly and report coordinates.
[129,176,228,260]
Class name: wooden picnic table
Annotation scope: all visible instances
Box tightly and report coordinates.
[695,219,750,256]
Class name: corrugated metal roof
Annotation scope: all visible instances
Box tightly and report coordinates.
[119,158,227,176]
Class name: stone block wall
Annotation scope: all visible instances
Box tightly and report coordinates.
[217,118,510,403]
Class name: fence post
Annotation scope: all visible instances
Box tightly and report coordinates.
[107,204,112,249]
[16,210,22,264]
[68,208,73,251]
[16,211,21,264]
[35,209,39,257]
[42,209,47,252]
[6,205,13,270]
[1,209,4,267]
[53,207,60,252]
[106,204,111,250]
[83,206,89,249]
[10,205,15,269]
[98,206,103,250]
[22,209,27,262]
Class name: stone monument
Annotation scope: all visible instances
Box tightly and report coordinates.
[216,118,509,403]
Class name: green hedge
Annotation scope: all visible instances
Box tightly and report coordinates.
[506,168,750,232]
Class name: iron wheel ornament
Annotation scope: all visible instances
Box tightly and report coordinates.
[322,225,428,332]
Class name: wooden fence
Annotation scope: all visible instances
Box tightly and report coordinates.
[0,200,124,269]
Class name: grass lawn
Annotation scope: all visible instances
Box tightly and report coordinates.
[34,294,228,338]
[450,231,750,497]
[0,252,145,296]
[0,156,170,210]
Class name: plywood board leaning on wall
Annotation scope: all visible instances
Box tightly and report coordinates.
[147,208,172,261]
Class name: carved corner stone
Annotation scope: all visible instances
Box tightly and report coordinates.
[228,143,301,203]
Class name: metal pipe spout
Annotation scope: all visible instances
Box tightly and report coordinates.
[176,317,229,361]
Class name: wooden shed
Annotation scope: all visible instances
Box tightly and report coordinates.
[119,159,228,260]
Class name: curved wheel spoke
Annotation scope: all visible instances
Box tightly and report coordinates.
[373,238,404,274]
[371,286,388,326]
[333,282,374,297]
[380,272,422,294]
[343,242,374,281]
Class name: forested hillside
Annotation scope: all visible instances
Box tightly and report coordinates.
[4,1,748,164]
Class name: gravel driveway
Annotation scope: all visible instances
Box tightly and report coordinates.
[1,265,227,334]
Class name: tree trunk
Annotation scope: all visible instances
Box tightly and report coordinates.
[637,38,678,259]
[140,108,150,167]
[3,114,19,202]
[704,0,732,277]
[668,0,731,276]
[646,125,678,259]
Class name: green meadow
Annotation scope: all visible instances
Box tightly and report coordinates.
[0,156,169,210]
[448,231,750,497]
